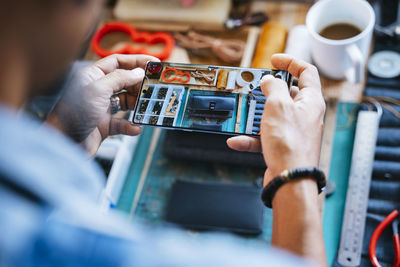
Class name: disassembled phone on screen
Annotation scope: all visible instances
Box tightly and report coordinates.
[132,62,292,136]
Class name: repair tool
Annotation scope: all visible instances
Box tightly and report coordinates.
[250,88,264,96]
[174,31,245,63]
[368,50,400,79]
[223,70,235,90]
[251,22,287,69]
[255,103,264,109]
[375,23,400,39]
[225,12,268,29]
[369,209,400,267]
[245,86,266,135]
[91,22,174,60]
[217,69,229,88]
[191,71,215,84]
[338,104,382,267]
[253,115,262,121]
[236,69,262,91]
[161,68,191,83]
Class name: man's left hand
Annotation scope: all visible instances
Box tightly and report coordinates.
[46,54,159,156]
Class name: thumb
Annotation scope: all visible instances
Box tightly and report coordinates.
[226,135,261,152]
[109,118,142,136]
[260,74,291,100]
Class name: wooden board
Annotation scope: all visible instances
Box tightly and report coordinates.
[113,0,231,31]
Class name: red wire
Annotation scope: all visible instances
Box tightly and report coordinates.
[369,210,399,267]
[394,234,400,267]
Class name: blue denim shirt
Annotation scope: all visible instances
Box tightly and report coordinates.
[0,105,310,267]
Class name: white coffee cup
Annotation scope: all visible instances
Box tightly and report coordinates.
[306,0,375,83]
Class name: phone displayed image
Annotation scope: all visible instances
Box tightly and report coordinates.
[132,62,292,136]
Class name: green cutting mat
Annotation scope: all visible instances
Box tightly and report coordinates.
[117,127,272,244]
[117,102,358,262]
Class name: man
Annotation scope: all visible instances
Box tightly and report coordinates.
[0,0,326,266]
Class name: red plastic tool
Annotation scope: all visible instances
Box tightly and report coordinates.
[369,209,400,267]
[161,68,191,83]
[91,22,175,61]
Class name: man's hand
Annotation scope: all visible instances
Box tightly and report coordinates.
[227,54,325,185]
[227,54,327,266]
[46,54,159,156]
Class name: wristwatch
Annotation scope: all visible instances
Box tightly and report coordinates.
[261,167,326,208]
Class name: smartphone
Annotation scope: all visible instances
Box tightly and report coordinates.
[132,62,292,136]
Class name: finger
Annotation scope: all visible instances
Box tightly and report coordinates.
[119,80,143,110]
[270,54,320,90]
[117,92,138,110]
[109,118,142,136]
[260,74,291,101]
[226,135,261,152]
[126,94,138,110]
[117,92,128,110]
[290,86,299,98]
[292,77,299,87]
[124,76,143,97]
[92,54,160,75]
[93,68,144,95]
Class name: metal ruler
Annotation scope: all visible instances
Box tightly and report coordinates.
[338,108,382,266]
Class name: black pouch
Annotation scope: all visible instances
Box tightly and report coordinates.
[188,95,235,119]
[162,130,266,168]
[164,179,264,235]
[191,122,223,131]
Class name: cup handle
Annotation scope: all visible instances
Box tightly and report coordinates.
[345,44,364,83]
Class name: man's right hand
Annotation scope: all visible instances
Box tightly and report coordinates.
[227,54,327,266]
[227,54,326,186]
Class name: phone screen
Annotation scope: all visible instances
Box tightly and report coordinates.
[132,62,292,136]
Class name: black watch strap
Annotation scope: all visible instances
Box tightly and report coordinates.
[261,167,326,208]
